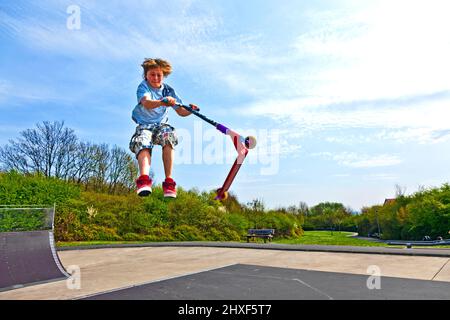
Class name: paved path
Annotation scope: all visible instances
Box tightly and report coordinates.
[83,264,450,300]
[0,245,449,300]
[58,241,450,257]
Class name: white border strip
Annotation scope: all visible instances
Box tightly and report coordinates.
[0,207,52,210]
[49,231,70,278]
[73,263,238,300]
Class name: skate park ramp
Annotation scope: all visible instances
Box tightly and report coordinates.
[0,206,69,292]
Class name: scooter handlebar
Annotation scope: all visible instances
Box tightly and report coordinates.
[174,103,200,112]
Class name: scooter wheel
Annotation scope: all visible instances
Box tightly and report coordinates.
[222,191,229,200]
[215,189,229,201]
[245,136,257,149]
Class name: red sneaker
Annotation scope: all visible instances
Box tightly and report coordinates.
[136,175,152,196]
[162,177,177,198]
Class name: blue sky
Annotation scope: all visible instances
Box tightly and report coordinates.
[1,0,450,211]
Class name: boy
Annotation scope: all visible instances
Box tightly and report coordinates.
[129,58,198,197]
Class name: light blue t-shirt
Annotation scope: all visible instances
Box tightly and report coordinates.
[131,81,182,125]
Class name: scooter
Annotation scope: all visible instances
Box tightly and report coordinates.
[175,103,257,200]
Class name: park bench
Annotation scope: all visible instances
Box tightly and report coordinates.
[246,229,275,243]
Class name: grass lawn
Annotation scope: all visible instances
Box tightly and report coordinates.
[57,231,450,248]
[274,231,390,247]
[274,231,450,248]
[57,241,151,247]
[57,232,387,248]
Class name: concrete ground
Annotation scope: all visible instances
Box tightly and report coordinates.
[0,245,449,300]
[84,264,450,300]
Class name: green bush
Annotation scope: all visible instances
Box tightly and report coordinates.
[91,225,122,241]
[122,232,145,241]
[219,227,241,241]
[223,213,250,235]
[0,171,81,205]
[147,226,175,241]
[0,208,48,232]
[173,225,206,241]
[356,184,450,240]
[0,171,306,242]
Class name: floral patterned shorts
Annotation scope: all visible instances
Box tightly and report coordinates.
[129,123,178,158]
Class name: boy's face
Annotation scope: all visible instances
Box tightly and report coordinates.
[146,67,164,89]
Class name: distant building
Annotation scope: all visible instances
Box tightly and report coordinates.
[383,198,396,206]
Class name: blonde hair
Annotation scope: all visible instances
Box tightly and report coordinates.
[141,58,172,79]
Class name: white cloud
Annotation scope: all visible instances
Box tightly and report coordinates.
[0,1,278,99]
[4,1,450,153]
[0,79,73,106]
[231,0,450,147]
[375,128,450,145]
[332,173,350,178]
[244,94,450,131]
[315,152,402,168]
[3,1,450,102]
[0,1,222,59]
[363,173,398,181]
[293,0,450,100]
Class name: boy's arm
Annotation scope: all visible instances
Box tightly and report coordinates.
[140,95,198,116]
[175,104,200,117]
[140,95,168,110]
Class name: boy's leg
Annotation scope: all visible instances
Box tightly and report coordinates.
[162,144,173,179]
[155,124,178,198]
[138,149,152,176]
[129,126,154,196]
[136,149,152,196]
[162,144,176,198]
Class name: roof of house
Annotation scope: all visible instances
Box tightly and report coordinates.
[383,198,396,206]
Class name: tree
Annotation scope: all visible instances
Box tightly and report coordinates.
[88,143,110,191]
[395,184,407,197]
[0,121,78,177]
[70,142,98,184]
[246,198,265,229]
[0,144,29,173]
[247,198,265,212]
[0,121,138,194]
[107,145,137,193]
[298,201,309,216]
[221,191,244,213]
[54,128,79,180]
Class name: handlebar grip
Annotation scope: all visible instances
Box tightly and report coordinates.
[176,103,200,112]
